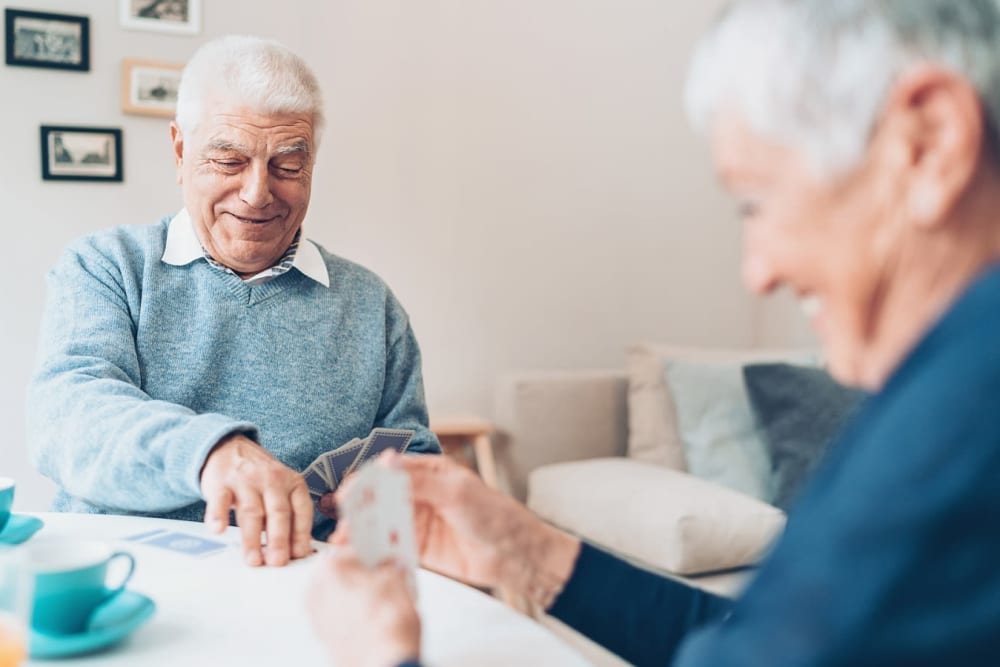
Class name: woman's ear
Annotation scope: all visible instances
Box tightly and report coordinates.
[877,65,985,229]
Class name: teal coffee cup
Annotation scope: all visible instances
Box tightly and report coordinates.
[0,478,13,533]
[26,538,136,635]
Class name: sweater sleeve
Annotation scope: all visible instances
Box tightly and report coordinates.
[548,542,733,667]
[375,292,440,456]
[27,244,258,512]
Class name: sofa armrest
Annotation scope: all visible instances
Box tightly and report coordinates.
[494,370,628,501]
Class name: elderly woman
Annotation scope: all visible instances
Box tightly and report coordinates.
[308,1,1000,666]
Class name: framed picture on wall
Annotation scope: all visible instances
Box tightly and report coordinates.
[4,8,90,72]
[40,126,123,183]
[119,0,201,35]
[121,59,183,118]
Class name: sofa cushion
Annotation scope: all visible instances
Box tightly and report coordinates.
[665,359,773,502]
[527,458,786,575]
[743,363,867,511]
[625,343,817,471]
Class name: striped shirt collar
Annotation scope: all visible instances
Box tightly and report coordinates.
[161,209,330,288]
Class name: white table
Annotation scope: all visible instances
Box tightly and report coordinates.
[25,513,592,666]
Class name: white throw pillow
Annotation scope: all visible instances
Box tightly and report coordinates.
[528,458,786,575]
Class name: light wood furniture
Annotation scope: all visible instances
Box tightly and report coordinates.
[430,416,499,489]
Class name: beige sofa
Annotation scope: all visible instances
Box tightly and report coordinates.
[493,344,817,597]
[491,345,822,665]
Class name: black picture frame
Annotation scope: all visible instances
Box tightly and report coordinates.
[5,8,90,72]
[40,126,123,183]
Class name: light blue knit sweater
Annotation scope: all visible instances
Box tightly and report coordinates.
[27,217,439,538]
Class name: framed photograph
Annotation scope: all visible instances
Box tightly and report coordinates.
[119,0,201,35]
[121,59,183,118]
[40,126,123,183]
[4,8,89,72]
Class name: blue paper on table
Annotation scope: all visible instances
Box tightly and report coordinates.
[125,529,227,557]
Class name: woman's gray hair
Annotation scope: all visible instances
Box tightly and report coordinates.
[175,35,324,146]
[685,0,1000,175]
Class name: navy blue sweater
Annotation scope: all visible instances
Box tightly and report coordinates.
[548,263,1000,666]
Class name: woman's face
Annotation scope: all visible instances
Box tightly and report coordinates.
[712,114,903,389]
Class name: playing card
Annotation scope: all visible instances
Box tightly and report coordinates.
[302,429,415,499]
[303,464,331,499]
[350,429,414,477]
[341,462,418,581]
[134,530,228,557]
[324,439,366,486]
[321,440,351,488]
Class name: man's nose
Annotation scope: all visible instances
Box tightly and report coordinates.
[239,162,274,209]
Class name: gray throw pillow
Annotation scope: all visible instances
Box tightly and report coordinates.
[664,360,775,503]
[743,363,867,511]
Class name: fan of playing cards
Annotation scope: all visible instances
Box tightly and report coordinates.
[303,428,415,499]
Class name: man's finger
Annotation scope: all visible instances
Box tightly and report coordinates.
[262,485,293,566]
[319,491,338,518]
[235,489,266,566]
[290,483,314,559]
[204,486,234,534]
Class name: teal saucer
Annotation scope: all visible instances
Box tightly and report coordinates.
[0,514,43,545]
[29,590,156,659]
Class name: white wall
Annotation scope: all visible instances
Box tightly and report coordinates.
[1,0,799,510]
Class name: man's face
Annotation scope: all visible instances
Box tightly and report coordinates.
[712,114,900,388]
[171,102,315,276]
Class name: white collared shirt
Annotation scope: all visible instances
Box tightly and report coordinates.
[161,209,330,287]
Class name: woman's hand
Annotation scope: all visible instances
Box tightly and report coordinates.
[306,546,420,667]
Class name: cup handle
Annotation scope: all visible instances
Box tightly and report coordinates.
[102,551,136,602]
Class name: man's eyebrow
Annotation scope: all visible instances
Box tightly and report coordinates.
[275,141,312,157]
[206,139,249,153]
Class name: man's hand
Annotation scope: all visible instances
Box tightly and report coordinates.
[200,434,313,566]
[307,546,420,667]
[334,453,581,606]
[318,491,337,519]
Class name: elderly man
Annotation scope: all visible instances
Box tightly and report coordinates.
[27,35,439,567]
[308,1,1000,665]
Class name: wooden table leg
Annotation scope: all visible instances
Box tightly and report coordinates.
[472,433,498,489]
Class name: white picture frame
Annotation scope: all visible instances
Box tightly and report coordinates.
[119,0,201,35]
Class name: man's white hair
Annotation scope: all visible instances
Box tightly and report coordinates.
[175,35,324,146]
[685,0,1000,175]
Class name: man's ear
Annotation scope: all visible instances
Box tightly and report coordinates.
[877,65,985,229]
[169,122,184,184]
